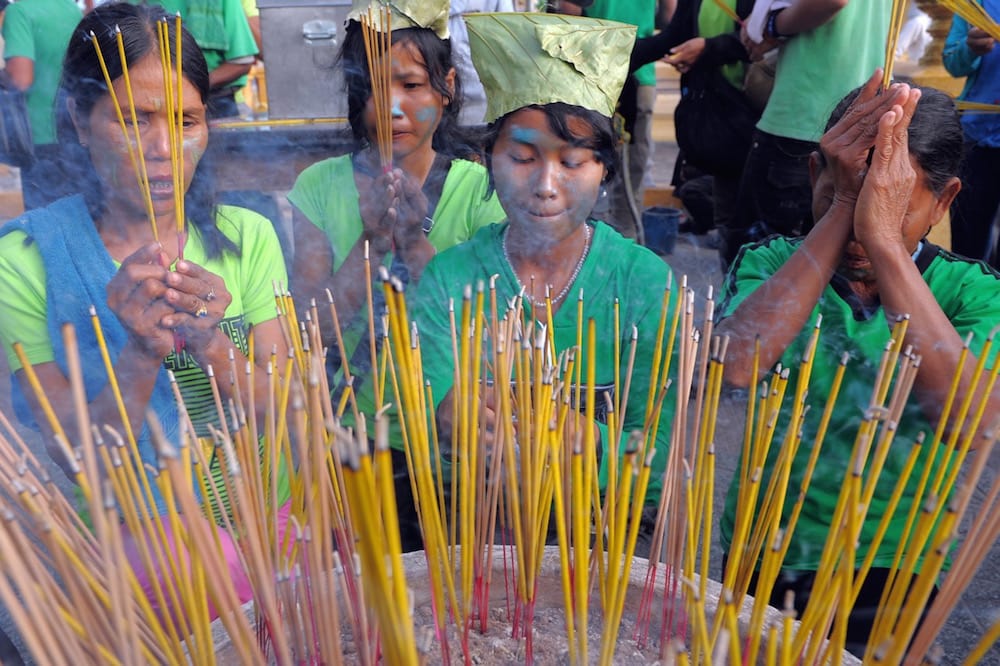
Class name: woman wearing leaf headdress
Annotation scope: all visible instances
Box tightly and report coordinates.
[398,12,682,548]
[288,0,506,383]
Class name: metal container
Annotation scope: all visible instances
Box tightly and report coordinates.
[258,0,352,120]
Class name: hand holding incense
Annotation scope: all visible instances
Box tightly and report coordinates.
[161,260,229,350]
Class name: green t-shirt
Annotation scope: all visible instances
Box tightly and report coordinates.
[1,0,82,145]
[134,0,258,89]
[0,204,286,429]
[393,220,679,504]
[716,237,1000,571]
[585,0,656,87]
[757,2,889,142]
[0,203,290,519]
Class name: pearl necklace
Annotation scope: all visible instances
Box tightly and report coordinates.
[502,224,592,309]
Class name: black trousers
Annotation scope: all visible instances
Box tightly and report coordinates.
[950,140,1000,266]
[725,555,939,659]
[724,130,816,268]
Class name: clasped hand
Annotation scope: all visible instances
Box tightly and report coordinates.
[359,166,430,256]
[818,70,920,249]
[106,243,230,358]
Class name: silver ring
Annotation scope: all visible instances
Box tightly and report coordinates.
[205,287,216,302]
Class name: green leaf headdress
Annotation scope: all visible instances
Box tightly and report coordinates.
[348,0,450,39]
[464,13,636,123]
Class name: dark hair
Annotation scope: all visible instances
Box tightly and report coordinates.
[482,102,620,195]
[339,22,479,160]
[56,2,235,258]
[824,83,964,196]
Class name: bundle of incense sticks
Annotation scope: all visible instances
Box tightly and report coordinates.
[1,268,999,665]
[360,2,394,171]
[883,0,910,88]
[939,0,1000,41]
[156,15,187,260]
[91,26,158,243]
[94,19,190,353]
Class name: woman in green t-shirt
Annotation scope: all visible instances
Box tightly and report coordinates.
[0,3,290,621]
[288,1,505,371]
[391,13,679,552]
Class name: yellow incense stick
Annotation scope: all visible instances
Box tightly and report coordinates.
[113,26,158,241]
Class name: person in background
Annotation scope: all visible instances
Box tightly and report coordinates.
[0,0,81,210]
[629,0,754,247]
[716,72,1000,657]
[448,0,513,127]
[551,0,657,241]
[897,0,931,63]
[0,2,291,619]
[134,0,258,118]
[288,0,505,386]
[725,0,890,269]
[241,0,261,55]
[943,1,1000,268]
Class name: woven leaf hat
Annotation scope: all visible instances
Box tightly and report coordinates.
[464,12,636,123]
[348,0,450,39]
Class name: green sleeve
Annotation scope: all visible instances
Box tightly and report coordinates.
[286,160,329,228]
[0,231,50,371]
[223,0,259,61]
[461,161,506,227]
[716,237,795,322]
[216,206,287,327]
[944,263,1000,366]
[476,188,507,230]
[1,5,35,60]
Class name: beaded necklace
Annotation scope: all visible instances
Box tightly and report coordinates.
[502,223,592,309]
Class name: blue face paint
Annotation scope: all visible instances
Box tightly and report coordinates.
[415,105,437,123]
[510,126,540,144]
[391,99,404,117]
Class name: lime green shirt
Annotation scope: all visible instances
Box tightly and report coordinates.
[1,0,82,145]
[0,205,285,396]
[757,2,889,142]
[585,0,656,87]
[0,201,290,520]
[241,0,259,19]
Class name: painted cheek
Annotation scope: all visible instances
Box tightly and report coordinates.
[183,136,204,159]
[415,105,437,123]
[492,162,522,207]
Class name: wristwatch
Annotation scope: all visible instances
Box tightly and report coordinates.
[765,8,789,41]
